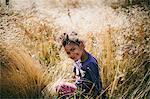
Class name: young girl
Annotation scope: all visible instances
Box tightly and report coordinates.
[56,32,104,98]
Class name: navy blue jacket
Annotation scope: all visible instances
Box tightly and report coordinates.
[73,52,102,96]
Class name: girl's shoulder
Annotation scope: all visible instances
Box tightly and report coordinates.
[84,52,98,65]
[81,52,98,69]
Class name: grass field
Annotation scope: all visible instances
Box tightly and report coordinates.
[0,0,150,98]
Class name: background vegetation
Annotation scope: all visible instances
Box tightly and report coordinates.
[0,0,150,98]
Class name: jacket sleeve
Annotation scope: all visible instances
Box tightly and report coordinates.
[86,62,102,91]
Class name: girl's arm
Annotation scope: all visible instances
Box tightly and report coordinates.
[86,62,101,91]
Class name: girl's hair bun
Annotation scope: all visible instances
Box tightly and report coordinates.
[60,31,80,47]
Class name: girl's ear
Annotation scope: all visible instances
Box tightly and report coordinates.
[79,41,85,49]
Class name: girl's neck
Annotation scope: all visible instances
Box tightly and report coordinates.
[81,50,88,62]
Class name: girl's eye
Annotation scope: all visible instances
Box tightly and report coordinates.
[67,52,70,55]
[71,48,75,51]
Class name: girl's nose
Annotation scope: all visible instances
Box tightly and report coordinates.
[69,53,75,59]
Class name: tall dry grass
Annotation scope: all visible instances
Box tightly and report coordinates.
[0,0,150,99]
[95,27,149,98]
[0,44,52,98]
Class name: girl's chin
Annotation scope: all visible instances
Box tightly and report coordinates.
[74,58,81,62]
[74,59,78,61]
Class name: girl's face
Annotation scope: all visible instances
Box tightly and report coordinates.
[64,43,84,61]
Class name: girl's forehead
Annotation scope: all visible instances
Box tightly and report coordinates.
[65,42,78,47]
[64,43,78,49]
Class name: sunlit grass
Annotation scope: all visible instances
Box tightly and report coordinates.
[0,0,150,99]
[0,45,50,98]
